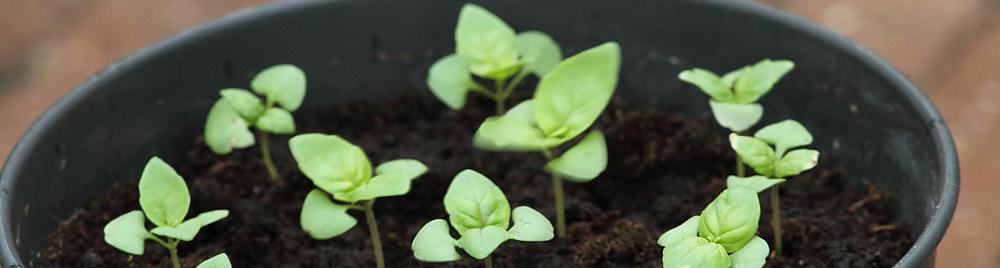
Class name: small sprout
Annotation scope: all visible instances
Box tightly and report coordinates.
[289,133,428,268]
[196,253,232,268]
[412,170,553,267]
[472,42,620,237]
[428,3,563,114]
[678,59,794,133]
[205,64,307,182]
[103,157,229,268]
[658,187,770,268]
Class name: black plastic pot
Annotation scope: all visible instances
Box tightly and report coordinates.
[0,0,957,267]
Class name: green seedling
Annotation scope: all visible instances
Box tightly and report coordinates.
[428,3,563,114]
[678,59,794,176]
[196,253,232,268]
[730,119,819,254]
[412,169,554,268]
[657,186,771,268]
[472,42,620,237]
[289,133,428,268]
[205,64,307,182]
[103,157,229,268]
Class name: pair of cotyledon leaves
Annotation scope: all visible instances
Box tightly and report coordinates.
[730,120,819,179]
[103,157,229,258]
[412,170,554,262]
[428,3,563,110]
[657,181,777,268]
[472,42,620,182]
[288,133,428,240]
[679,59,794,132]
[205,64,306,154]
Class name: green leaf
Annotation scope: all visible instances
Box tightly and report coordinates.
[444,170,511,233]
[533,42,620,140]
[726,176,784,193]
[139,157,190,227]
[251,64,307,111]
[698,188,760,253]
[678,68,731,102]
[456,226,510,260]
[657,216,700,248]
[709,101,763,133]
[300,189,357,239]
[721,68,745,89]
[375,159,429,180]
[454,3,520,79]
[515,31,562,76]
[255,107,296,134]
[289,134,372,195]
[197,253,232,268]
[732,59,794,104]
[775,149,819,178]
[661,236,731,268]
[730,236,769,268]
[150,210,229,241]
[412,219,461,262]
[507,206,553,242]
[204,99,255,155]
[754,119,813,154]
[103,210,151,255]
[729,134,776,177]
[473,100,563,152]
[219,88,264,120]
[427,54,474,110]
[339,170,415,202]
[543,130,607,182]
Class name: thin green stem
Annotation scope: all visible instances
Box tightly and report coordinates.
[736,154,745,177]
[259,131,280,182]
[541,150,566,238]
[484,255,494,268]
[500,70,529,98]
[469,82,499,99]
[166,238,180,268]
[771,186,783,255]
[493,78,508,114]
[363,200,386,268]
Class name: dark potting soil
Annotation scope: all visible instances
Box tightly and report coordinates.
[40,93,912,267]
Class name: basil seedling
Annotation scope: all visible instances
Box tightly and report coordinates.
[730,119,819,254]
[428,3,563,114]
[289,133,428,268]
[472,42,620,237]
[657,187,770,268]
[103,157,229,268]
[205,64,306,182]
[412,170,553,268]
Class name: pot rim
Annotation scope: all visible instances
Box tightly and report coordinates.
[0,0,958,267]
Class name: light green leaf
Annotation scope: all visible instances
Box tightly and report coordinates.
[473,100,563,152]
[289,134,372,195]
[103,210,151,255]
[729,134,776,177]
[455,3,520,79]
[197,253,232,268]
[444,170,511,233]
[427,54,473,110]
[192,209,229,226]
[657,216,700,248]
[412,219,461,262]
[709,101,763,133]
[340,171,415,202]
[457,226,510,260]
[515,31,562,76]
[726,176,784,193]
[533,42,620,140]
[732,59,794,104]
[544,130,607,182]
[698,188,760,253]
[730,236,769,268]
[251,64,307,111]
[150,210,228,241]
[300,189,357,239]
[507,206,553,242]
[754,119,813,154]
[721,68,745,89]
[375,159,428,180]
[678,68,731,102]
[662,236,731,268]
[204,99,255,155]
[138,157,190,227]
[775,149,819,178]
[219,88,264,120]
[255,107,296,134]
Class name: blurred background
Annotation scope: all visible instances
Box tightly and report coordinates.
[0,0,996,266]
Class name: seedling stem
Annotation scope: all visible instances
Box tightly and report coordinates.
[363,200,386,268]
[542,149,566,238]
[259,131,279,182]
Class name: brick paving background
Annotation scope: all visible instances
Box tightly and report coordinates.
[0,0,997,266]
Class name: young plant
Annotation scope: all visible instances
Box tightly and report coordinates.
[103,157,230,268]
[411,169,554,268]
[657,186,771,268]
[205,64,307,182]
[678,59,794,176]
[427,3,563,114]
[729,119,819,254]
[289,133,428,268]
[472,42,620,237]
